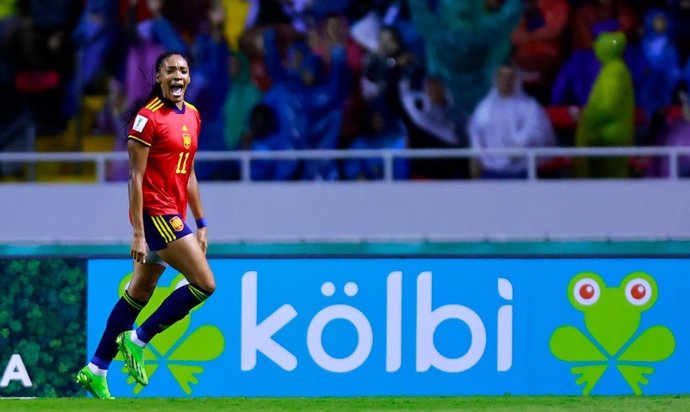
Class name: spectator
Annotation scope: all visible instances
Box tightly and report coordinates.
[406,0,522,118]
[9,0,690,186]
[298,50,350,179]
[574,31,635,178]
[0,0,30,177]
[469,62,556,179]
[118,0,154,24]
[259,29,311,151]
[238,24,278,91]
[666,0,690,62]
[362,25,421,112]
[262,28,311,88]
[639,9,681,121]
[254,0,309,31]
[6,0,83,133]
[73,0,127,93]
[399,74,467,179]
[310,12,366,148]
[160,0,211,46]
[246,102,299,181]
[220,0,259,50]
[311,0,355,21]
[313,12,364,74]
[223,49,263,152]
[647,91,690,177]
[571,0,638,51]
[342,97,409,180]
[188,3,232,180]
[510,0,571,104]
[262,27,350,180]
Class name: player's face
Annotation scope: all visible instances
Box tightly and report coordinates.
[157,55,191,105]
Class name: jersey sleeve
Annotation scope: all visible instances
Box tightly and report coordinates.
[128,109,155,147]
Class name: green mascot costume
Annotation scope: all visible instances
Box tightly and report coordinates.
[575,31,635,178]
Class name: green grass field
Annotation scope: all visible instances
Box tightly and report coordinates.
[2,396,690,411]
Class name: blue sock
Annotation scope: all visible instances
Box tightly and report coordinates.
[91,291,146,370]
[136,283,211,344]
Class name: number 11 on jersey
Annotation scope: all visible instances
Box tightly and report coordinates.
[176,152,190,174]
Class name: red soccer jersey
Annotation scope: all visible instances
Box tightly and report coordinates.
[128,97,201,219]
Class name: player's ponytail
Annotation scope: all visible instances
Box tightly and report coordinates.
[141,82,163,107]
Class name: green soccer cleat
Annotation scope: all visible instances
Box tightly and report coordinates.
[116,331,149,386]
[75,366,115,399]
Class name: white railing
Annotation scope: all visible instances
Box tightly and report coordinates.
[1,147,690,182]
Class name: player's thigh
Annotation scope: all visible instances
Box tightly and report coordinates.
[157,234,215,292]
[128,261,167,301]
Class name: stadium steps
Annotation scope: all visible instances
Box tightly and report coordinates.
[33,95,114,182]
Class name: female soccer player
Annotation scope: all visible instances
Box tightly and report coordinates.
[75,51,215,399]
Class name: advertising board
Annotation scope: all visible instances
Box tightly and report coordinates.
[87,258,688,397]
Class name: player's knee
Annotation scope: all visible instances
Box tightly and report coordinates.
[127,284,155,302]
[195,273,216,296]
[202,279,216,296]
[189,281,214,304]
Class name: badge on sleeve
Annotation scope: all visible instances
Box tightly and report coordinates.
[133,115,149,132]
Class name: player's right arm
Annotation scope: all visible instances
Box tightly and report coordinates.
[128,109,155,263]
[128,139,149,263]
[127,139,149,263]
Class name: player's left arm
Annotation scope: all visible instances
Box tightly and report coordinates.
[187,161,208,254]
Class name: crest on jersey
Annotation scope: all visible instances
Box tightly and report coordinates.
[169,216,184,232]
[182,133,191,149]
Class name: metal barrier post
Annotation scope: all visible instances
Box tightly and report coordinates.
[669,149,679,180]
[527,152,537,181]
[383,151,393,182]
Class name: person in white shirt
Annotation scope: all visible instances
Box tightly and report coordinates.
[469,61,556,179]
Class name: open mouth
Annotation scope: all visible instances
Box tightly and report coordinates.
[170,84,184,98]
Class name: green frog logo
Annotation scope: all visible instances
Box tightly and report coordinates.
[550,272,674,395]
[116,274,225,394]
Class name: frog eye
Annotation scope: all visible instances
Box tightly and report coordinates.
[625,277,652,306]
[573,278,600,306]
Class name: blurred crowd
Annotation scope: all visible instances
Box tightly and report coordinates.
[2,0,690,180]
